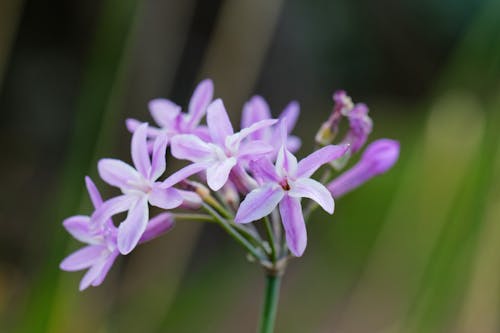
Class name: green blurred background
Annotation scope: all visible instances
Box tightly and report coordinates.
[1,0,500,332]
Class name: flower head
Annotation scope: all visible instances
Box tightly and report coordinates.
[94,123,182,254]
[235,121,349,256]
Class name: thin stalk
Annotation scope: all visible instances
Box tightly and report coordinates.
[202,203,266,261]
[263,216,277,261]
[258,274,282,333]
[172,213,215,223]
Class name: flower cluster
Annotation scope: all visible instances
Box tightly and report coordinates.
[60,79,399,290]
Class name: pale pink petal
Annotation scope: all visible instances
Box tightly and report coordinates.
[276,146,298,177]
[60,245,103,271]
[92,195,136,226]
[248,158,280,183]
[117,197,149,254]
[98,158,141,189]
[149,133,168,180]
[191,125,211,141]
[63,215,95,244]
[279,101,300,133]
[241,96,272,140]
[79,253,109,291]
[296,144,350,178]
[206,157,237,191]
[171,134,214,162]
[279,195,307,257]
[161,162,209,188]
[148,185,183,209]
[238,140,274,159]
[85,176,103,208]
[140,212,175,243]
[286,136,301,153]
[131,123,151,177]
[90,251,119,287]
[289,178,334,214]
[126,118,162,137]
[234,184,284,223]
[187,79,213,127]
[207,99,234,145]
[229,119,278,149]
[148,99,181,128]
[177,189,202,209]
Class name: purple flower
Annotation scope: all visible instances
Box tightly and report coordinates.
[94,123,182,254]
[241,95,301,156]
[235,122,349,256]
[60,177,175,290]
[327,139,399,198]
[169,99,277,191]
[126,79,213,141]
[340,103,372,154]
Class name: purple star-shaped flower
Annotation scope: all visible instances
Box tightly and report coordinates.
[94,123,182,254]
[235,122,349,256]
[126,79,213,141]
[60,177,175,290]
[169,98,277,191]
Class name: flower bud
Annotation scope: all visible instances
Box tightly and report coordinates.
[315,91,353,145]
[327,139,399,198]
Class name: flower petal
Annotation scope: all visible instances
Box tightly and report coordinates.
[207,99,234,145]
[279,101,300,133]
[276,146,298,177]
[279,195,307,257]
[161,162,209,188]
[241,96,272,140]
[171,134,214,162]
[79,253,109,291]
[149,133,168,180]
[98,158,141,190]
[148,185,183,209]
[85,176,103,208]
[187,79,213,128]
[92,194,136,228]
[229,119,278,149]
[131,123,151,177]
[239,140,274,159]
[60,245,103,271]
[117,197,149,254]
[289,178,334,214]
[248,158,280,183]
[235,184,284,223]
[126,118,162,137]
[148,98,181,128]
[140,212,175,243]
[63,215,95,244]
[296,144,350,178]
[90,251,119,287]
[206,157,237,191]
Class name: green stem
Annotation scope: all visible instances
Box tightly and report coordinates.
[172,213,215,223]
[258,274,282,333]
[263,216,277,261]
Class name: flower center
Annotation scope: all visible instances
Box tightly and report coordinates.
[280,178,291,191]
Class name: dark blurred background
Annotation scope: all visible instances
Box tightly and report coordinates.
[1,0,500,332]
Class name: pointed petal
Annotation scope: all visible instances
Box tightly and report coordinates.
[148,98,181,128]
[79,253,109,291]
[149,133,168,180]
[248,158,280,183]
[131,123,151,177]
[187,79,213,127]
[85,176,103,208]
[60,245,103,271]
[229,119,278,150]
[92,195,136,226]
[98,158,141,189]
[279,195,307,257]
[279,101,300,133]
[289,178,334,214]
[90,251,119,287]
[161,162,209,188]
[140,212,175,243]
[171,134,214,162]
[117,197,149,254]
[276,146,298,177]
[177,189,202,210]
[241,96,272,140]
[286,135,301,153]
[148,185,183,209]
[63,215,95,244]
[296,144,350,178]
[206,157,237,191]
[238,140,274,159]
[235,184,284,223]
[126,118,162,137]
[207,99,234,145]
